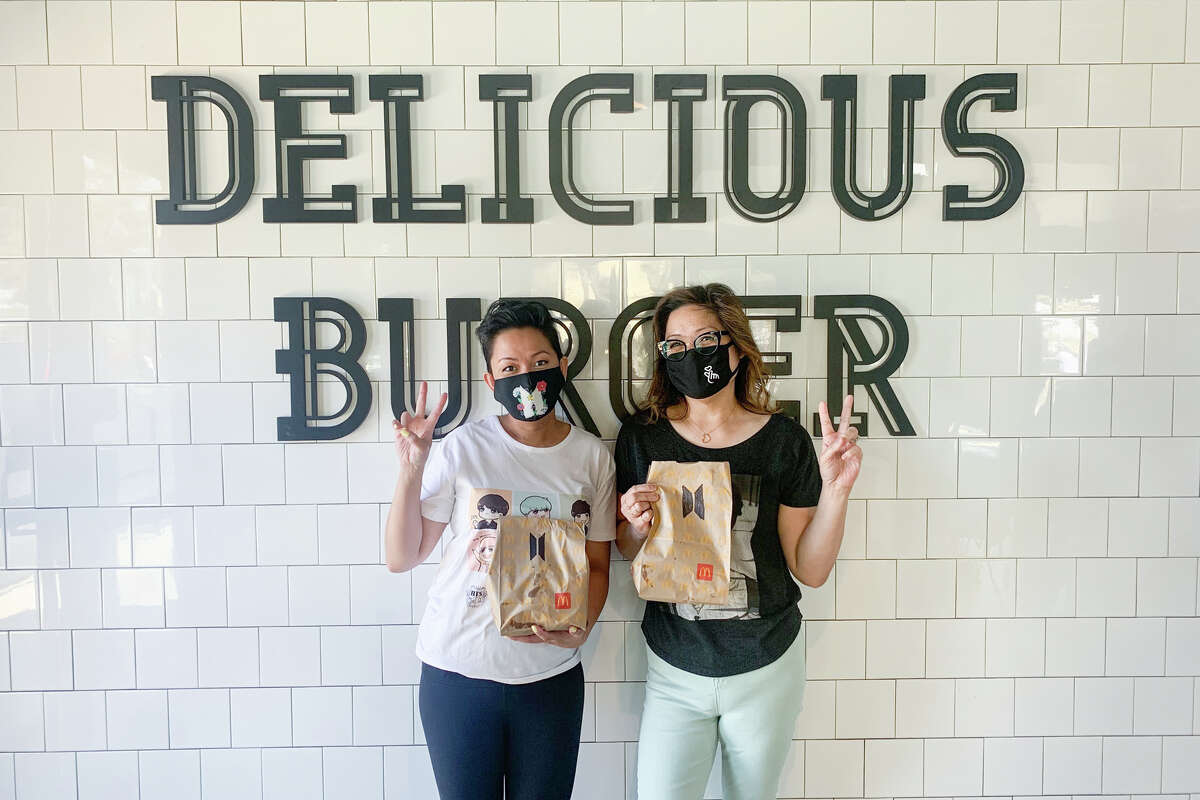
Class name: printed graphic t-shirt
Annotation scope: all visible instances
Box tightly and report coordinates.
[416,414,616,684]
[615,412,821,677]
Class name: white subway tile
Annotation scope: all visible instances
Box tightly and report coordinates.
[14,753,75,799]
[91,323,157,384]
[101,567,164,628]
[810,1,872,64]
[44,691,107,752]
[200,749,261,800]
[168,688,230,748]
[68,506,132,568]
[893,558,954,621]
[160,444,222,506]
[0,386,64,447]
[34,444,98,506]
[0,2,48,65]
[197,627,258,688]
[29,321,93,383]
[893,678,952,738]
[230,688,291,748]
[836,679,895,739]
[873,1,933,63]
[289,565,351,626]
[39,569,101,630]
[9,630,73,691]
[1078,436,1141,497]
[260,626,321,688]
[0,132,52,194]
[106,689,169,750]
[927,618,985,678]
[262,748,322,800]
[1018,437,1079,497]
[804,738,863,797]
[292,686,353,746]
[923,736,982,795]
[135,628,197,689]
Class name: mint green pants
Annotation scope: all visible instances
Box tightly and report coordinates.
[636,627,807,800]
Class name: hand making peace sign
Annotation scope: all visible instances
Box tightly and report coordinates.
[392,380,449,473]
[817,395,863,494]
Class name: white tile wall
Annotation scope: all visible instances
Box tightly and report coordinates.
[0,0,1198,797]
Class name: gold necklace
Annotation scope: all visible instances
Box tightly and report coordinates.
[691,408,735,444]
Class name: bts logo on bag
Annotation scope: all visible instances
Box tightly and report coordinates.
[554,593,572,610]
[682,485,705,519]
[528,533,546,560]
[696,564,714,581]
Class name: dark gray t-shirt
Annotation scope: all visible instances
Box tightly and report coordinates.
[615,412,822,677]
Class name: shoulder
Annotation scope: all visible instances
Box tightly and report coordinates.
[567,424,611,460]
[767,412,818,456]
[617,411,668,447]
[436,416,494,453]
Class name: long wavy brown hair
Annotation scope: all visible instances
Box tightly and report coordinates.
[640,283,777,423]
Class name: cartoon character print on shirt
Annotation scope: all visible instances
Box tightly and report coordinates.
[511,379,550,419]
[673,472,763,621]
[460,489,591,609]
[464,490,513,607]
[570,499,592,537]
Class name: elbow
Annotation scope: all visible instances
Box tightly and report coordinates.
[795,564,831,588]
[804,572,829,588]
[386,553,416,573]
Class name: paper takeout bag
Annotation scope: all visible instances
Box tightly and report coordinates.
[632,460,733,605]
[487,515,589,637]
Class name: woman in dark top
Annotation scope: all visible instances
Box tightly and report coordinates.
[615,284,862,800]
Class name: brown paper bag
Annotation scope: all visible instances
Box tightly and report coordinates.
[632,460,733,605]
[487,515,589,637]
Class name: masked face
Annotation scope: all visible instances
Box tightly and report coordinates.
[492,365,566,421]
[664,342,743,400]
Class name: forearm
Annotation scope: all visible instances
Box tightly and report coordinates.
[585,565,609,631]
[385,468,425,572]
[792,485,850,586]
[614,519,648,561]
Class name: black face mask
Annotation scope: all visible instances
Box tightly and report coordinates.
[492,365,566,422]
[664,342,743,400]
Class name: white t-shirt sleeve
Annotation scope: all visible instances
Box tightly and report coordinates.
[419,438,456,524]
[586,444,617,542]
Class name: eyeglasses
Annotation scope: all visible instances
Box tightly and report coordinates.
[656,330,730,361]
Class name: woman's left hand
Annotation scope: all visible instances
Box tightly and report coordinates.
[817,395,863,495]
[510,624,589,648]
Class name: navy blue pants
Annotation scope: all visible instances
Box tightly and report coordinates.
[418,661,585,800]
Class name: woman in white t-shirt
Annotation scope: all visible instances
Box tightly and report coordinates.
[384,299,616,800]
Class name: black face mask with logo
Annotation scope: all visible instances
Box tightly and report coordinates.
[663,342,744,400]
[492,365,566,422]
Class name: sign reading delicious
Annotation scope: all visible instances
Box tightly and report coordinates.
[151,71,1024,225]
[151,70,1025,442]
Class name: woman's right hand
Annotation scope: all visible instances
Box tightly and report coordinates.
[619,483,660,538]
[393,381,448,474]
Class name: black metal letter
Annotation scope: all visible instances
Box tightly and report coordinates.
[274,297,372,441]
[371,74,466,223]
[549,73,635,226]
[480,74,534,224]
[813,294,914,437]
[655,74,707,224]
[823,74,925,221]
[259,75,357,223]
[941,73,1025,221]
[722,75,807,223]
[377,297,481,440]
[151,75,255,224]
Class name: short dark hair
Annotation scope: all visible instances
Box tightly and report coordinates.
[477,493,509,515]
[476,299,564,371]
